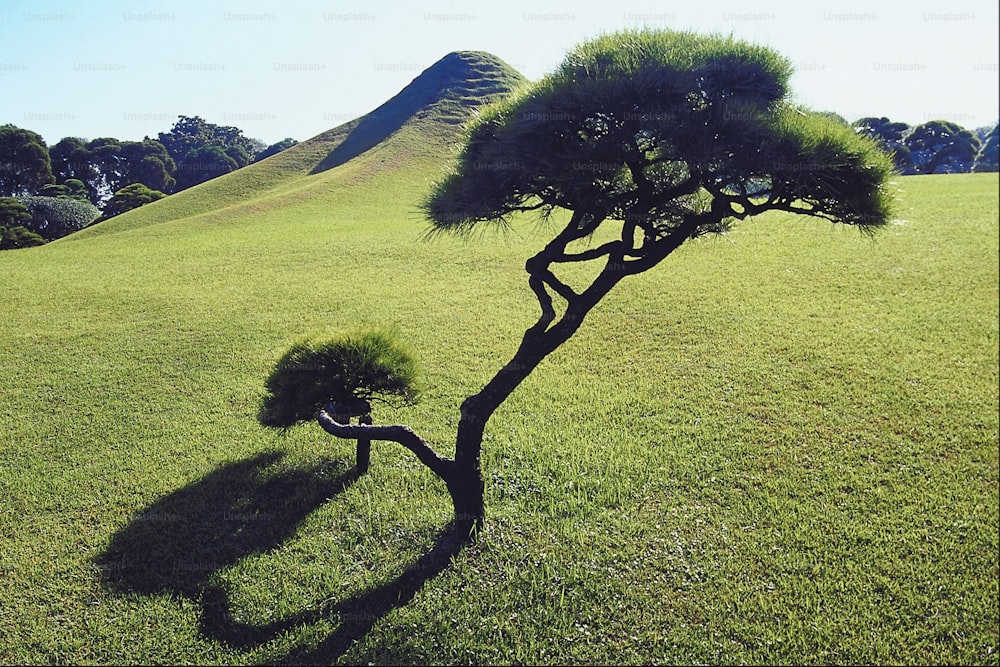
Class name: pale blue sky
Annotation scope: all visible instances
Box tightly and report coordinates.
[2,0,997,145]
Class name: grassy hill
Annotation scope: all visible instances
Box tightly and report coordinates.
[0,50,997,665]
[67,50,525,241]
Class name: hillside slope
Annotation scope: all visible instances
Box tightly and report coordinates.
[64,51,525,240]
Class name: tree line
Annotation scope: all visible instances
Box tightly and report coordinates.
[0,116,296,249]
[852,117,998,174]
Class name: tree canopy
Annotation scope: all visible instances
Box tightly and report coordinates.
[905,120,981,174]
[853,116,913,173]
[973,124,998,172]
[15,195,100,240]
[102,183,167,219]
[49,136,176,204]
[158,115,258,190]
[427,30,893,242]
[260,329,421,429]
[0,124,54,196]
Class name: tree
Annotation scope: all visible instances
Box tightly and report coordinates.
[119,139,176,193]
[972,124,998,172]
[84,137,127,201]
[37,179,90,202]
[102,183,167,218]
[0,124,54,196]
[173,145,240,190]
[52,137,177,205]
[904,120,980,174]
[0,196,42,250]
[254,138,299,162]
[853,117,913,173]
[50,137,100,202]
[0,225,46,250]
[288,30,894,536]
[158,116,257,190]
[0,196,32,228]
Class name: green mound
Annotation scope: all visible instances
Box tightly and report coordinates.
[65,51,526,240]
[312,51,526,173]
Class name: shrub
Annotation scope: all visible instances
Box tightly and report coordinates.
[16,195,100,240]
[0,197,31,228]
[259,327,420,428]
[103,183,167,218]
[0,225,46,250]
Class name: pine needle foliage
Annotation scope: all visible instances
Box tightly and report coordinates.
[424,28,894,236]
[259,328,420,428]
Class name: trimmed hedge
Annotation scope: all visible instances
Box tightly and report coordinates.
[16,195,100,240]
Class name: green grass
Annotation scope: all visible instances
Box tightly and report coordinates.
[0,123,996,667]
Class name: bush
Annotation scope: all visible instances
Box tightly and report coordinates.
[259,327,420,428]
[103,183,167,218]
[0,225,47,250]
[16,195,100,240]
[0,197,31,228]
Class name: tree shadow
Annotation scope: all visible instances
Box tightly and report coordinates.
[95,451,359,600]
[199,522,468,665]
[94,451,470,663]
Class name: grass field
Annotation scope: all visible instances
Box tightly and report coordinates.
[0,104,997,665]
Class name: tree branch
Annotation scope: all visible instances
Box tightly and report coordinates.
[550,241,623,263]
[317,406,454,480]
[526,273,557,334]
[611,212,714,278]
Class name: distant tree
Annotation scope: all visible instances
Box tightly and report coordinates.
[173,145,240,190]
[853,116,913,173]
[249,137,268,157]
[16,195,100,240]
[158,116,256,190]
[972,124,998,172]
[84,137,127,202]
[37,184,69,198]
[102,183,167,218]
[0,225,46,250]
[119,139,176,193]
[37,179,90,201]
[254,138,299,162]
[0,197,33,228]
[289,29,895,535]
[905,120,980,174]
[50,137,100,201]
[63,178,90,201]
[0,124,54,196]
[56,137,176,205]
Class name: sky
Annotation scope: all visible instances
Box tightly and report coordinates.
[2,0,997,146]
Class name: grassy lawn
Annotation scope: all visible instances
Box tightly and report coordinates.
[0,156,996,663]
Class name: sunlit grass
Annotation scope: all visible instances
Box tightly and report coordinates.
[0,168,996,665]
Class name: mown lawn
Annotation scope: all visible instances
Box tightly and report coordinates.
[0,169,996,665]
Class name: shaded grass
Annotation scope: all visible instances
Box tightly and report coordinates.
[0,170,996,665]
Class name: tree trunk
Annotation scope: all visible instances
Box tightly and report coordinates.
[444,461,485,536]
[356,415,372,474]
[446,301,598,532]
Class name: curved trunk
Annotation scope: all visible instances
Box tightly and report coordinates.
[447,299,601,531]
[443,464,485,535]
